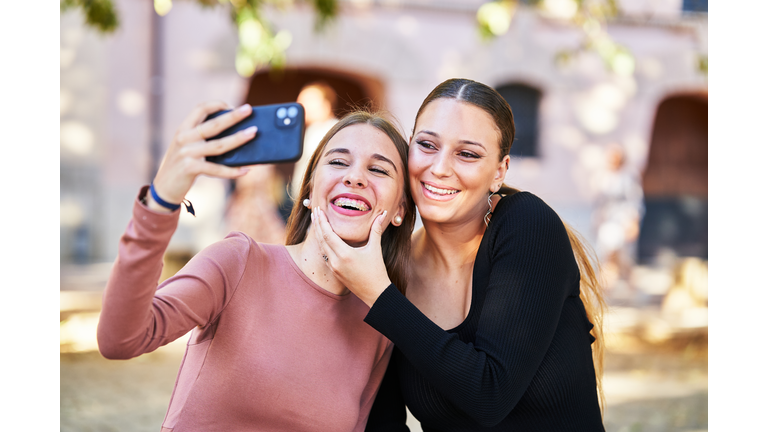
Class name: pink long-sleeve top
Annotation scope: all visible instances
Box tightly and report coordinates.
[97,188,393,432]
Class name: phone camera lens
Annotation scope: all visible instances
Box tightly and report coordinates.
[287,106,298,118]
[283,118,291,125]
[277,107,287,119]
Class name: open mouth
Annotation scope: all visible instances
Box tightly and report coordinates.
[422,182,460,196]
[332,196,371,212]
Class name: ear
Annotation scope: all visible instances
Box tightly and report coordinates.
[492,155,510,191]
[392,199,407,226]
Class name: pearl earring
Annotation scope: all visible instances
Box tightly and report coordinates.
[394,215,402,225]
[302,198,310,208]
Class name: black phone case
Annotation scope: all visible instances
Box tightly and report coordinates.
[204,102,305,167]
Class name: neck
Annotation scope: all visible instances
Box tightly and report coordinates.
[289,226,348,296]
[414,216,486,270]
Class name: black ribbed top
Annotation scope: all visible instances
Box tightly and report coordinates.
[364,192,604,431]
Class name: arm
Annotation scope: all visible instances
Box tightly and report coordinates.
[364,350,410,432]
[364,194,580,426]
[96,191,251,359]
[96,101,257,359]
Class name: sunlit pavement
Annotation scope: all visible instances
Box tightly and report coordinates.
[61,263,707,432]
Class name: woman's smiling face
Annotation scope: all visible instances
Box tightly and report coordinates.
[409,98,509,226]
[309,123,406,246]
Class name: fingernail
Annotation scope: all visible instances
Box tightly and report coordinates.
[310,212,314,222]
[242,126,257,135]
[382,210,388,218]
[238,104,251,113]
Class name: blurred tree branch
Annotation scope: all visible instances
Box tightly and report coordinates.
[60,0,338,76]
[478,0,636,76]
[62,0,705,78]
[61,0,120,33]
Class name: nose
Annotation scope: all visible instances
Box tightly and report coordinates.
[429,150,453,178]
[343,166,367,188]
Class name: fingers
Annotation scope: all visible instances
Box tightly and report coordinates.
[370,211,387,241]
[198,103,253,140]
[178,103,253,144]
[192,125,257,158]
[178,101,231,132]
[198,161,251,179]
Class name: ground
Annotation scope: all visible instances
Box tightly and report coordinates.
[60,263,707,431]
[60,324,707,432]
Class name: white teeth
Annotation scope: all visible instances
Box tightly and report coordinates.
[424,183,459,195]
[333,197,370,211]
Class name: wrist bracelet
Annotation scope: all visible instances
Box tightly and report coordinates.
[149,183,195,216]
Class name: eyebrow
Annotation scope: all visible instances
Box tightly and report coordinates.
[417,129,487,150]
[323,147,398,173]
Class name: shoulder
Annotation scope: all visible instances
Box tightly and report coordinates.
[492,191,563,230]
[190,233,290,283]
[214,232,289,264]
[184,232,250,274]
[200,231,253,257]
[487,191,573,255]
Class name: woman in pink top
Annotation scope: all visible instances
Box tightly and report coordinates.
[96,102,415,432]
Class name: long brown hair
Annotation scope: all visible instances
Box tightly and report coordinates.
[414,78,607,412]
[285,111,416,294]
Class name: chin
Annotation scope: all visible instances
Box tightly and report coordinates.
[337,234,368,248]
[329,226,369,247]
[414,204,453,222]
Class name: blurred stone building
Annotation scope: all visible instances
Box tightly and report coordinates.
[60,0,707,284]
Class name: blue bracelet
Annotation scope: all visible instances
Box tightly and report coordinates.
[149,183,195,216]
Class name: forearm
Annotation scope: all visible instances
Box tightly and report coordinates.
[97,188,180,359]
[364,286,525,423]
[365,278,567,425]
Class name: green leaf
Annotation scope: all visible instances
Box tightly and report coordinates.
[61,0,120,34]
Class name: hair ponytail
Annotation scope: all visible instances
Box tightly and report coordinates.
[563,222,606,415]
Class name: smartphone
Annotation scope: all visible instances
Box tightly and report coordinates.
[204,102,305,167]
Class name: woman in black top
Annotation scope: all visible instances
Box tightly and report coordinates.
[312,78,606,431]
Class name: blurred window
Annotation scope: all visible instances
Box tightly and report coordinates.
[495,83,541,158]
[682,0,707,13]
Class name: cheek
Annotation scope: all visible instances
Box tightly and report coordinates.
[408,153,428,178]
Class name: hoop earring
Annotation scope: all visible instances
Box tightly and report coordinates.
[484,192,493,227]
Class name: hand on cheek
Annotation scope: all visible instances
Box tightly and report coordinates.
[312,207,392,307]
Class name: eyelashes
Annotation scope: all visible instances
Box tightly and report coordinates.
[328,159,390,176]
[416,140,481,159]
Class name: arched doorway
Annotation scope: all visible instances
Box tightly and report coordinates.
[637,93,708,264]
[224,68,385,242]
[244,68,385,118]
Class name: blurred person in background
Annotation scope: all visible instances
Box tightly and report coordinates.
[227,82,339,238]
[592,143,644,296]
[96,102,416,431]
[314,78,606,431]
[292,82,340,200]
[274,81,340,221]
[224,160,287,245]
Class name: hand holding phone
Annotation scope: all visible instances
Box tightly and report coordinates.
[147,102,256,212]
[205,102,306,167]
